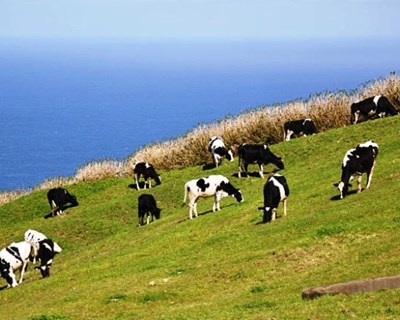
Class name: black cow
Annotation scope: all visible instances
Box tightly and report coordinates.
[351,95,398,124]
[133,162,161,190]
[208,136,234,167]
[334,141,379,199]
[34,238,62,278]
[138,194,161,226]
[283,118,318,141]
[45,188,78,218]
[238,143,284,178]
[259,173,290,223]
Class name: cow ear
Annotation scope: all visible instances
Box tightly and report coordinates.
[257,206,264,211]
[333,182,339,187]
[278,157,282,160]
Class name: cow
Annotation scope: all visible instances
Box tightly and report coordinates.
[351,95,398,124]
[24,229,47,263]
[138,194,161,226]
[183,174,243,219]
[283,118,318,141]
[45,187,78,218]
[334,140,379,199]
[238,143,284,179]
[34,238,62,278]
[133,162,161,190]
[0,241,32,288]
[208,136,234,167]
[259,173,289,223]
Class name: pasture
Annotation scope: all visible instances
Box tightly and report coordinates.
[0,116,399,319]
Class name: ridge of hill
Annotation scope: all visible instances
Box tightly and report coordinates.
[0,116,399,320]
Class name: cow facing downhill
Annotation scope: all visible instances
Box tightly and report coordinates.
[24,229,47,263]
[183,175,243,219]
[34,238,62,278]
[133,162,161,190]
[334,141,379,199]
[283,118,318,141]
[208,136,234,167]
[138,194,161,226]
[259,173,290,223]
[351,95,398,124]
[45,188,78,219]
[0,241,32,288]
[238,143,284,179]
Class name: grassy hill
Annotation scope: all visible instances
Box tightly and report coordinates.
[1,116,400,320]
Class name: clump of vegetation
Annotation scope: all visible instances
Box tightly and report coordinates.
[1,73,399,206]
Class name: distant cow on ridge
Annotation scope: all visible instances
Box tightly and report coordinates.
[138,194,161,226]
[351,95,398,124]
[283,118,318,141]
[133,162,161,190]
[45,188,78,218]
[183,175,243,219]
[208,136,234,167]
[334,140,379,199]
[238,143,284,178]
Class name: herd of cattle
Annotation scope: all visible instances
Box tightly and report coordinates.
[1,95,397,289]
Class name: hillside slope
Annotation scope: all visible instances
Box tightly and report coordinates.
[1,116,400,320]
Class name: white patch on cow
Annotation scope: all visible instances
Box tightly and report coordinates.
[43,242,52,251]
[145,162,151,168]
[358,140,378,149]
[338,181,345,199]
[51,200,57,208]
[303,118,311,125]
[342,148,355,167]
[270,176,286,201]
[373,95,381,106]
[265,206,271,212]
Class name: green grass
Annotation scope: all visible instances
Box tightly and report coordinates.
[1,116,400,320]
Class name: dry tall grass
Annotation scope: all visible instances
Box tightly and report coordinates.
[1,74,399,206]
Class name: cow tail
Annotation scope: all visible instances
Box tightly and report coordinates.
[183,183,188,205]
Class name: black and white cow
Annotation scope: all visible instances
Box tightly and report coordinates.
[259,173,290,223]
[45,187,79,218]
[133,162,161,190]
[351,95,398,124]
[334,140,379,199]
[208,136,234,167]
[183,174,243,219]
[138,194,161,226]
[24,229,47,263]
[238,143,284,178]
[0,241,32,288]
[283,118,318,141]
[34,239,62,278]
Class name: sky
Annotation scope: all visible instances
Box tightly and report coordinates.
[0,0,399,41]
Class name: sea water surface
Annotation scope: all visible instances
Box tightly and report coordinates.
[1,38,399,190]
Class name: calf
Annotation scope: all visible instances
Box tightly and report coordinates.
[133,162,161,190]
[138,194,161,226]
[45,188,78,218]
[183,174,243,219]
[259,173,290,223]
[208,136,234,167]
[24,229,47,263]
[334,141,379,199]
[0,241,32,288]
[283,118,318,141]
[34,239,62,278]
[238,143,284,178]
[351,95,398,124]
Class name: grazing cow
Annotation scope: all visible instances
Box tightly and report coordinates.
[183,174,243,219]
[334,141,379,199]
[259,173,290,223]
[45,188,78,218]
[208,136,234,167]
[351,95,398,124]
[238,143,284,178]
[138,194,161,226]
[283,118,318,141]
[34,239,62,278]
[24,229,47,263]
[0,241,32,288]
[133,162,161,190]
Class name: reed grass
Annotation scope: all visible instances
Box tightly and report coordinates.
[1,73,399,206]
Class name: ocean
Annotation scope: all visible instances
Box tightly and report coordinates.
[1,38,399,191]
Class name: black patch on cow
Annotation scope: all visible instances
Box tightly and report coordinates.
[196,179,210,192]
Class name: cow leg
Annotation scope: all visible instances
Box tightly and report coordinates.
[146,213,152,224]
[135,174,141,190]
[283,199,287,217]
[148,179,152,189]
[214,154,219,167]
[354,111,359,124]
[285,130,293,141]
[357,175,362,193]
[259,164,264,179]
[365,162,376,190]
[271,208,277,221]
[18,261,28,284]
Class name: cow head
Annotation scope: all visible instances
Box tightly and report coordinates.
[226,150,234,162]
[154,175,162,185]
[333,181,351,199]
[0,259,15,287]
[232,189,244,203]
[68,193,79,207]
[153,207,161,220]
[258,206,273,223]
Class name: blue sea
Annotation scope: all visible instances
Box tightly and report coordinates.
[1,38,399,191]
